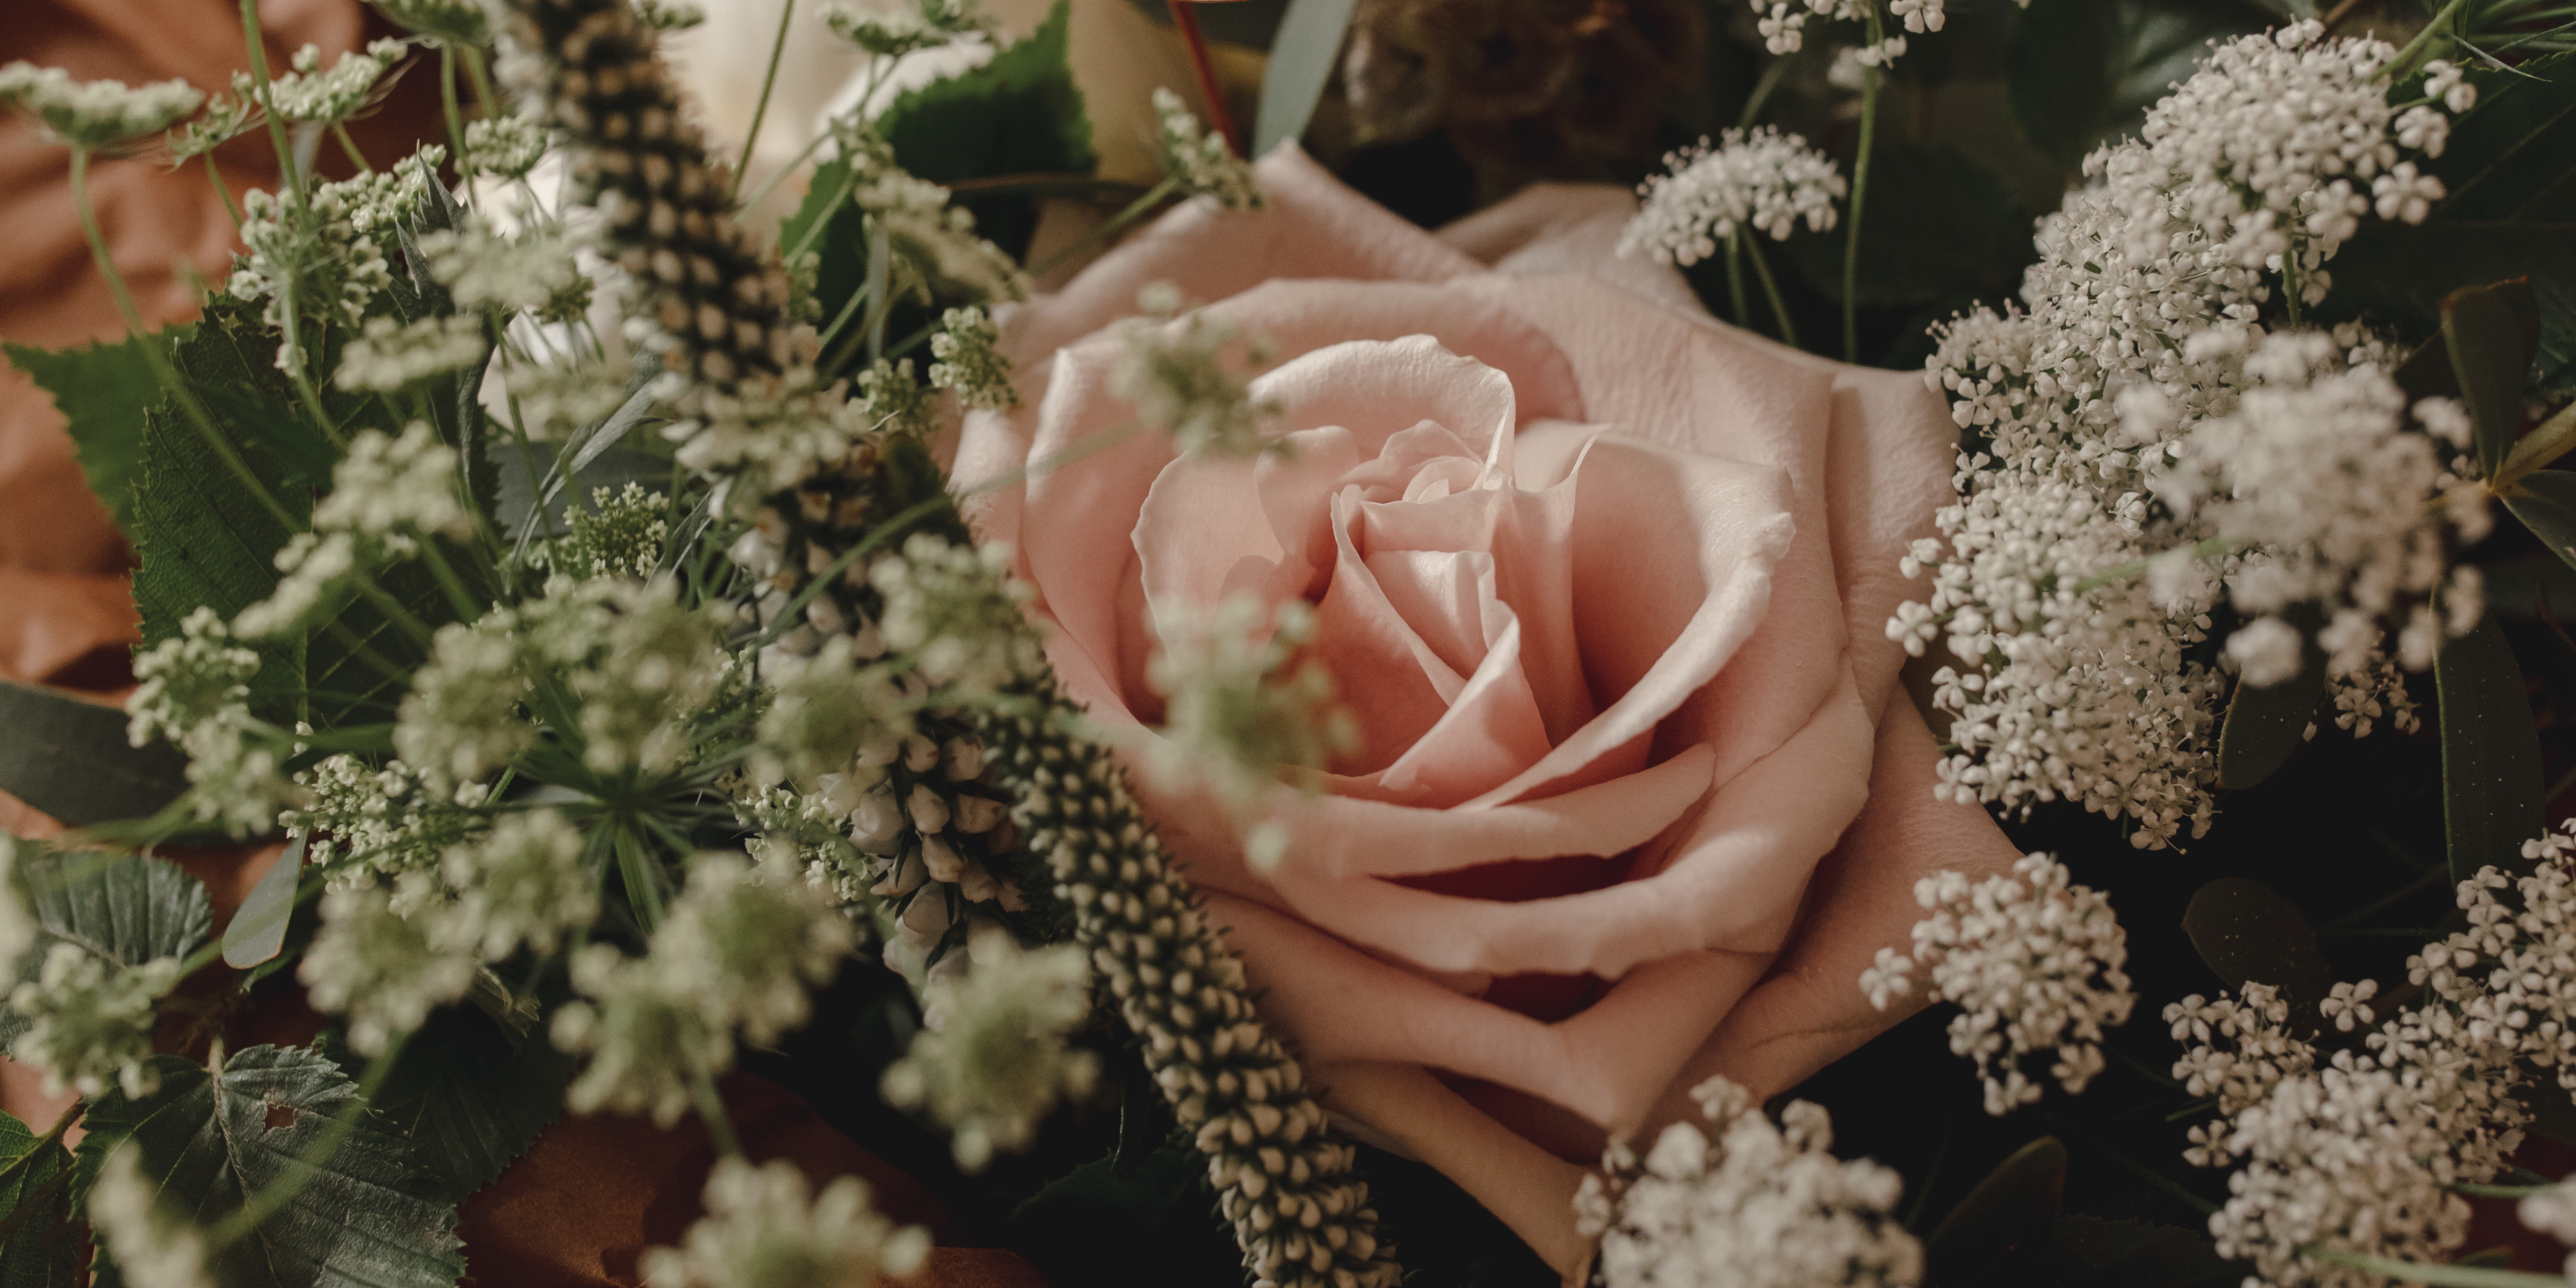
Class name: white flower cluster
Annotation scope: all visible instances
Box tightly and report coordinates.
[228,153,441,338]
[881,935,1100,1171]
[1900,24,2472,847]
[824,0,992,58]
[2159,830,2576,1288]
[1752,0,1957,63]
[256,40,405,126]
[239,421,470,638]
[926,306,1016,411]
[501,358,631,440]
[1112,282,1281,458]
[2522,1180,2576,1281]
[539,483,672,582]
[91,1147,215,1288]
[640,1157,929,1288]
[0,60,203,151]
[2153,335,2490,682]
[1152,87,1263,210]
[287,754,480,874]
[1860,854,2135,1115]
[440,809,598,962]
[335,315,490,393]
[464,113,549,180]
[669,367,880,495]
[7,944,183,1100]
[1620,127,1846,265]
[421,216,587,317]
[1146,593,1357,871]
[871,534,1044,694]
[838,122,1026,306]
[554,852,856,1125]
[126,607,303,836]
[1574,1077,1922,1288]
[300,877,479,1055]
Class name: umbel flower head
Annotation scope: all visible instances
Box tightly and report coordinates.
[1146,593,1358,870]
[91,1146,216,1288]
[1111,282,1282,458]
[7,944,184,1100]
[1620,126,1846,265]
[1153,87,1262,210]
[1576,1076,1923,1288]
[0,61,203,152]
[882,935,1100,1172]
[640,1157,930,1288]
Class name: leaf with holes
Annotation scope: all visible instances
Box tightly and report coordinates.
[74,1046,463,1288]
[0,844,211,1053]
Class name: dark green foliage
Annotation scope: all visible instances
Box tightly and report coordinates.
[2004,0,2262,171]
[2437,613,2546,883]
[75,1046,464,1288]
[875,0,1094,260]
[2180,878,2333,1033]
[0,1109,78,1288]
[0,681,189,830]
[3,328,186,539]
[349,1007,573,1202]
[1924,1137,2066,1287]
[0,845,212,1052]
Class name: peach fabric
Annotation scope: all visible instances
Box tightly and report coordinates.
[0,5,1049,1284]
[950,145,2024,1275]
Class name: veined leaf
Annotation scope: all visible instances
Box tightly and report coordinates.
[876,0,1093,262]
[221,836,303,970]
[2505,470,2576,574]
[75,1046,464,1288]
[356,1006,572,1202]
[0,681,188,830]
[2437,612,2545,883]
[1255,0,1362,159]
[0,1108,79,1288]
[3,328,191,539]
[0,845,212,1052]
[2325,222,2576,394]
[2181,877,2333,1032]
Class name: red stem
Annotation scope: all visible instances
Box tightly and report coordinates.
[1167,0,1243,157]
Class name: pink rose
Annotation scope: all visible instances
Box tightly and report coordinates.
[950,146,2018,1274]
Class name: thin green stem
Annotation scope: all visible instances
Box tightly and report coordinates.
[439,46,470,177]
[1724,232,1752,329]
[1029,175,1181,279]
[2282,253,2305,327]
[739,127,835,215]
[2449,1181,2554,1198]
[459,45,500,121]
[331,121,371,174]
[689,1049,742,1158]
[783,165,861,264]
[239,0,302,199]
[1843,9,1884,362]
[351,573,440,648]
[203,154,243,231]
[2323,865,2451,929]
[69,148,298,530]
[1740,53,1793,129]
[731,0,798,205]
[274,279,335,433]
[2493,400,2576,490]
[2307,1246,2569,1288]
[2385,0,2477,80]
[1744,233,1799,348]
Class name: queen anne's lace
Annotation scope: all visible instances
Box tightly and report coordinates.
[1620,127,1845,265]
[880,935,1101,1171]
[640,1157,930,1288]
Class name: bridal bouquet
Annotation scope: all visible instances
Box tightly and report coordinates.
[1,0,2573,1285]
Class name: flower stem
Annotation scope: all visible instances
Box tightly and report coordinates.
[2493,400,2576,490]
[203,154,243,231]
[730,0,798,205]
[1167,0,1242,156]
[689,1051,742,1159]
[1740,53,1793,130]
[2307,1247,2569,1288]
[2385,0,2475,81]
[332,121,371,174]
[1028,175,1181,279]
[69,148,299,531]
[1745,232,1799,348]
[239,0,302,199]
[1843,9,1884,363]
[440,45,471,177]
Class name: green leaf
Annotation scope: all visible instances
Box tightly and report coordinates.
[2021,1216,2238,1288]
[0,681,188,829]
[876,0,1094,261]
[2431,51,2576,226]
[2215,618,2328,792]
[2003,0,2261,171]
[2181,877,2333,1029]
[0,1108,79,1288]
[2446,282,2539,479]
[2437,612,2546,883]
[0,845,212,1052]
[357,1006,572,1202]
[1925,1137,2065,1287]
[1254,0,1362,158]
[128,303,314,722]
[3,328,191,539]
[75,1046,464,1288]
[2505,470,2576,574]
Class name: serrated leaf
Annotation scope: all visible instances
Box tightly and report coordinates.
[75,1046,464,1288]
[356,1006,572,1202]
[129,304,314,721]
[876,0,1093,261]
[0,1108,79,1288]
[1255,0,1362,158]
[0,845,212,1052]
[2181,877,2332,1030]
[3,329,190,539]
[2446,282,2539,479]
[0,681,188,829]
[2437,611,2546,883]
[2505,470,2576,573]
[2215,622,2327,792]
[1925,1137,2065,1287]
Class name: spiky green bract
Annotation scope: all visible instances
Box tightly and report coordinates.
[979,684,1400,1288]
